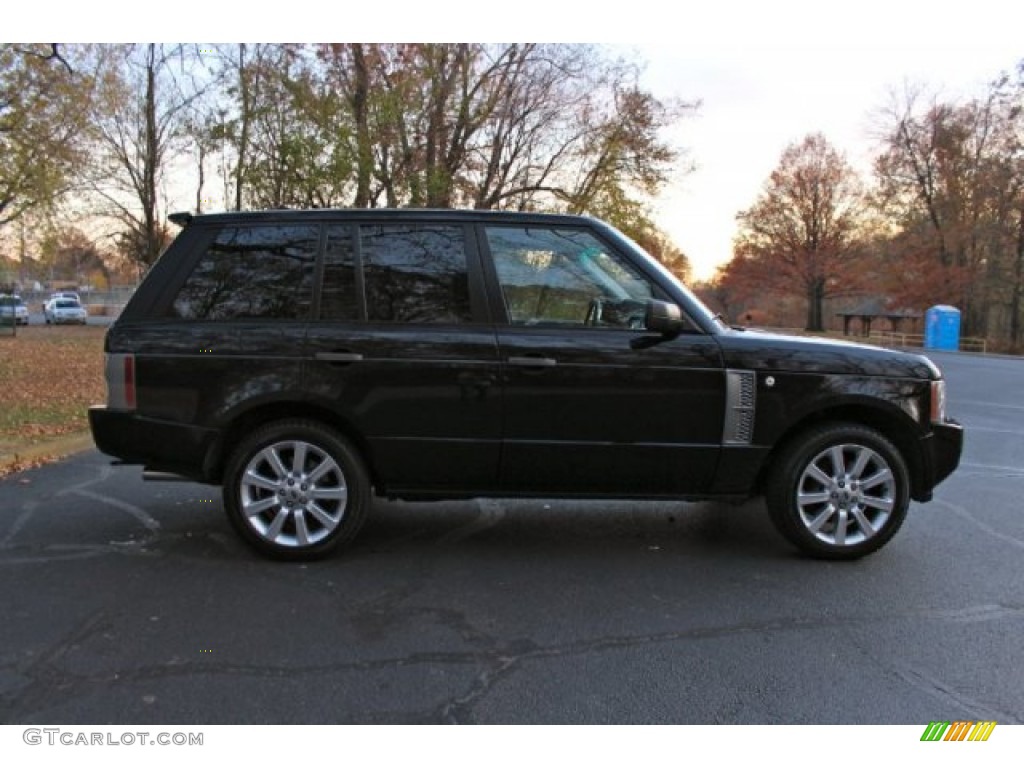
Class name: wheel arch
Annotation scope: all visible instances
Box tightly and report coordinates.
[755,402,926,500]
[202,400,378,488]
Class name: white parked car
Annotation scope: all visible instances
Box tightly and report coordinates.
[44,298,88,325]
[0,295,29,325]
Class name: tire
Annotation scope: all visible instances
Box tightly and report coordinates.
[223,419,370,560]
[765,422,910,560]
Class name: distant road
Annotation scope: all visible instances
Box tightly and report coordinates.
[26,311,114,327]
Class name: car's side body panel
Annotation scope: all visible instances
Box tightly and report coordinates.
[495,327,725,495]
[304,321,503,494]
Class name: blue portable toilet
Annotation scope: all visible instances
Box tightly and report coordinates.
[924,305,961,351]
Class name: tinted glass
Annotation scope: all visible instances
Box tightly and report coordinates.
[361,225,471,324]
[485,226,654,329]
[172,225,318,321]
[320,225,358,321]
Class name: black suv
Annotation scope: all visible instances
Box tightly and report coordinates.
[89,209,963,560]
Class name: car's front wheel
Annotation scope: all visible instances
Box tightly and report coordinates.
[765,423,910,560]
[223,419,370,559]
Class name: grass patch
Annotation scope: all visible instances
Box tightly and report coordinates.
[0,325,105,474]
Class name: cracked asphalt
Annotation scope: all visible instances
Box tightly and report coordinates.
[0,351,1022,724]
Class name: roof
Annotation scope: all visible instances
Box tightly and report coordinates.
[170,208,602,228]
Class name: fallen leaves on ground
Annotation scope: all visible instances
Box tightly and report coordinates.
[0,325,105,455]
[0,455,53,478]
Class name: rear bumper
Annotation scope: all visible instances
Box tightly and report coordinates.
[912,420,963,501]
[88,406,218,481]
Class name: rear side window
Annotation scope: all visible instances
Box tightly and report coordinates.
[361,224,472,324]
[171,225,318,321]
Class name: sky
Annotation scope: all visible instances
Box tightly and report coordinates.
[633,34,1022,280]
[13,0,1024,281]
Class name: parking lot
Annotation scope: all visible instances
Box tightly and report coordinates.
[0,350,1021,724]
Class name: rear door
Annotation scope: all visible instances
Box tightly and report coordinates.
[304,221,501,495]
[481,223,725,496]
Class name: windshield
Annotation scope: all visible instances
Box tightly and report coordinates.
[604,225,728,331]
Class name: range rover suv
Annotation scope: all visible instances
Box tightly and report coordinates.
[88,209,963,560]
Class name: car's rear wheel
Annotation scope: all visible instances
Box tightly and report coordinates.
[223,419,370,559]
[766,423,910,560]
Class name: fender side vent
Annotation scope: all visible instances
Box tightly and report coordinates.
[724,370,756,444]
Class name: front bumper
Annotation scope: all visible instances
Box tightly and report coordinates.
[912,420,964,501]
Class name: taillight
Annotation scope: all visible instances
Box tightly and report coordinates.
[123,355,136,410]
[105,353,136,411]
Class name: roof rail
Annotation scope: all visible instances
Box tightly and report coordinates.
[168,211,193,227]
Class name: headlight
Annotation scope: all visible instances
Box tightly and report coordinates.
[930,379,946,424]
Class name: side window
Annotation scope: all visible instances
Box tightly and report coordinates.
[171,225,317,321]
[484,226,656,329]
[321,225,358,321]
[361,224,472,324]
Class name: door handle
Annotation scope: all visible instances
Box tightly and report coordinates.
[507,356,557,368]
[314,351,364,363]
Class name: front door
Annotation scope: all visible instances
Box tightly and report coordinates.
[481,224,725,496]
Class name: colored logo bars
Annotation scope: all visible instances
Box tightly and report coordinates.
[920,721,996,742]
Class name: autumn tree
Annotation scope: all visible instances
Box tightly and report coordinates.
[226,43,260,211]
[870,73,1024,343]
[37,226,111,288]
[733,133,867,331]
[87,44,209,267]
[991,62,1024,347]
[873,87,1005,335]
[0,44,93,231]
[190,45,354,210]
[281,45,690,216]
[314,43,590,209]
[968,64,1024,348]
[203,43,692,271]
[6,44,692,279]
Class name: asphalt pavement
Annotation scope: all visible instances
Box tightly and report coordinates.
[0,350,1021,724]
